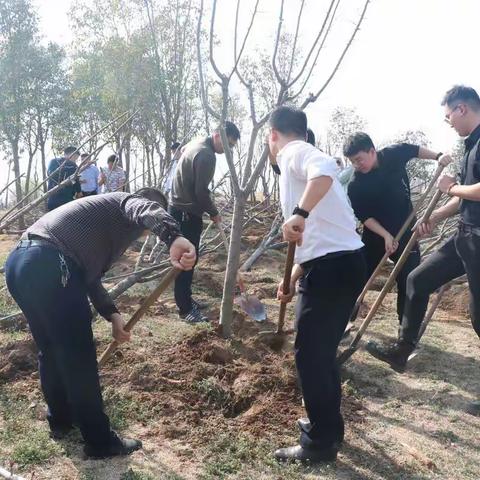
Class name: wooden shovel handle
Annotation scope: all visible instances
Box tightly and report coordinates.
[98,267,180,368]
[277,241,296,334]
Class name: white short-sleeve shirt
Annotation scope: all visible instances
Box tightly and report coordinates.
[277,140,363,264]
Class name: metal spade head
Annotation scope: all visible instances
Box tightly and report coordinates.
[235,293,267,322]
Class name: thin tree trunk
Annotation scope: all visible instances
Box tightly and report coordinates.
[11,139,24,229]
[219,194,246,337]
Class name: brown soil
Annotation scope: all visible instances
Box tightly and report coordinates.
[101,311,362,449]
[0,338,37,381]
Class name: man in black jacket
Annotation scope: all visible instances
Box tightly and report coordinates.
[5,188,195,458]
[170,121,240,323]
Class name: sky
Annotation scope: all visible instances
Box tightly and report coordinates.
[34,0,480,159]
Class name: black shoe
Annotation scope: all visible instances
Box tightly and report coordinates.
[365,340,415,373]
[192,298,209,310]
[84,433,142,459]
[181,308,209,324]
[274,444,338,463]
[465,400,480,416]
[49,424,74,440]
[296,418,344,444]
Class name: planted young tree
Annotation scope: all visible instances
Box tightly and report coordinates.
[197,0,371,336]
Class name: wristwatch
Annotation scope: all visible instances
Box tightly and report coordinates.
[435,152,443,160]
[292,205,309,218]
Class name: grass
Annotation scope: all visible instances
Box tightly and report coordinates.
[199,434,305,480]
[0,389,63,468]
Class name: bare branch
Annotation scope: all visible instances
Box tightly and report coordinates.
[209,0,226,81]
[196,0,220,124]
[287,0,337,88]
[230,0,260,81]
[300,0,371,109]
[290,0,341,102]
[286,0,306,83]
[271,0,286,86]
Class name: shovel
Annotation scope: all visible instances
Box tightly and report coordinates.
[337,187,444,365]
[217,223,267,322]
[98,267,180,367]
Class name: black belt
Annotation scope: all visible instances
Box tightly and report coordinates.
[16,238,57,249]
[301,248,362,269]
[459,223,480,236]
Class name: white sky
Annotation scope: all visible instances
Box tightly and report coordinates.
[34,0,480,158]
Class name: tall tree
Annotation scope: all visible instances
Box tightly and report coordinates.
[0,0,39,225]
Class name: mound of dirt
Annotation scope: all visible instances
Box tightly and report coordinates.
[0,339,37,381]
[440,284,470,318]
[104,312,364,447]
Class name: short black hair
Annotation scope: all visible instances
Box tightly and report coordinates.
[343,132,375,157]
[80,153,89,159]
[64,146,78,156]
[215,121,240,141]
[306,128,315,146]
[441,85,480,111]
[171,142,181,150]
[269,106,307,138]
[136,187,168,209]
[107,154,119,164]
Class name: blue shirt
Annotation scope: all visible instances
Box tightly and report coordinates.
[79,164,99,193]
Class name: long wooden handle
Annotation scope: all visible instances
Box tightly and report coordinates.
[98,267,181,368]
[339,188,444,364]
[351,163,446,317]
[277,242,296,334]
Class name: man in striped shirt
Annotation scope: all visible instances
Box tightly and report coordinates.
[5,188,195,459]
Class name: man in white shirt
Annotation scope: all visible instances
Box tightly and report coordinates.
[268,106,365,463]
[79,153,100,196]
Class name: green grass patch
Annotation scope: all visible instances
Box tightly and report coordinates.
[0,390,63,467]
[199,433,304,480]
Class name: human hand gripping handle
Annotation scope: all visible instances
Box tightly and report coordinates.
[282,215,305,246]
[169,236,196,270]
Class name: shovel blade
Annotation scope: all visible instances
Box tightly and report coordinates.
[235,294,267,322]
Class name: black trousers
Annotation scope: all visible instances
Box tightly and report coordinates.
[362,230,421,323]
[400,227,480,344]
[5,242,114,449]
[169,206,203,314]
[295,250,366,449]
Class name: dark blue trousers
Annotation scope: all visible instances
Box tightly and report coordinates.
[5,241,113,448]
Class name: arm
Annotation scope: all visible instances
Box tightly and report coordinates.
[276,264,304,303]
[364,218,398,254]
[193,152,218,217]
[282,176,332,246]
[446,182,480,201]
[282,152,337,245]
[87,278,119,320]
[416,196,460,236]
[418,146,453,167]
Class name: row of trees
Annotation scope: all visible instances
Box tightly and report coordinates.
[0,0,374,335]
